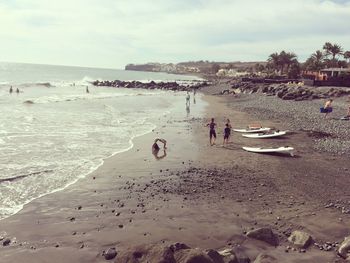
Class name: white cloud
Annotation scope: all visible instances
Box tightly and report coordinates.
[0,0,349,68]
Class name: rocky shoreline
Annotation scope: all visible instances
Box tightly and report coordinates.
[211,78,350,101]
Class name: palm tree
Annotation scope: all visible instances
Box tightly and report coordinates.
[268,52,280,73]
[278,51,297,74]
[323,42,343,67]
[267,51,298,75]
[306,50,325,70]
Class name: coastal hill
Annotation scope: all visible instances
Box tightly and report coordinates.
[125,61,266,75]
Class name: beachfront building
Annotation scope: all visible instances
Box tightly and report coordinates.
[320,68,350,78]
[302,67,350,87]
[216,68,250,77]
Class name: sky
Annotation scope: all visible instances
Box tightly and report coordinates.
[0,0,350,69]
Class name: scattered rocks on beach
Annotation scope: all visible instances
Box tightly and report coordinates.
[116,243,245,263]
[229,79,350,102]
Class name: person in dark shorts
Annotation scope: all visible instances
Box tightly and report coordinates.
[225,119,232,142]
[152,138,167,151]
[206,118,217,146]
[223,123,231,146]
[321,99,333,118]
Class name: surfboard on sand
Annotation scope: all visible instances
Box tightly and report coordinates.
[242,146,294,156]
[233,127,271,133]
[242,131,287,138]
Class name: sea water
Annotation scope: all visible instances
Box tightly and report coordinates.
[0,62,203,220]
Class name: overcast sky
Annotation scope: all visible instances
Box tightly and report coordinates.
[1,0,350,68]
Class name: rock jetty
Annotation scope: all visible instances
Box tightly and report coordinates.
[92,80,209,91]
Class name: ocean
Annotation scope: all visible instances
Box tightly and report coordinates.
[0,62,203,220]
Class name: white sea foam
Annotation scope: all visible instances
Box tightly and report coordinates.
[0,85,197,220]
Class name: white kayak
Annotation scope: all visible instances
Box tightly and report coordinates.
[243,146,294,156]
[233,127,271,133]
[242,131,287,138]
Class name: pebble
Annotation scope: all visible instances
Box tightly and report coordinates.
[2,238,11,246]
[104,247,117,260]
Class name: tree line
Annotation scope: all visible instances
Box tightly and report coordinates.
[262,42,350,78]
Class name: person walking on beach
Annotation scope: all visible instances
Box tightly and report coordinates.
[9,86,13,94]
[225,119,232,142]
[323,99,333,118]
[16,88,20,94]
[86,86,90,93]
[223,123,231,147]
[206,118,217,146]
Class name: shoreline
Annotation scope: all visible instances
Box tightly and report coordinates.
[0,92,349,262]
[0,124,157,222]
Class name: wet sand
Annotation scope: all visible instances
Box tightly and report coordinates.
[0,93,350,262]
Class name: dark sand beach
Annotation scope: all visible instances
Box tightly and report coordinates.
[1,91,350,263]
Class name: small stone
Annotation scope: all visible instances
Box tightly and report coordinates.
[104,247,117,260]
[2,238,11,246]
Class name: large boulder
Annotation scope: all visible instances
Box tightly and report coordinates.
[205,249,225,263]
[282,93,296,100]
[246,227,279,246]
[253,253,277,263]
[116,244,176,263]
[338,236,350,259]
[175,248,214,263]
[287,230,313,248]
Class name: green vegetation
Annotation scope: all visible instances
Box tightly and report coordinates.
[265,42,349,78]
[267,51,300,78]
[304,42,349,70]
